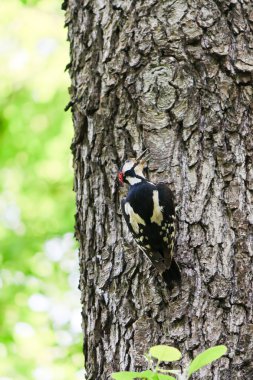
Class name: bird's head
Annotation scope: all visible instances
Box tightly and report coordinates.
[118,150,150,186]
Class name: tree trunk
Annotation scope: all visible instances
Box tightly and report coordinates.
[64,0,253,379]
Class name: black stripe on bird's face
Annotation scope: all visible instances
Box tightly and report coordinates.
[123,167,135,180]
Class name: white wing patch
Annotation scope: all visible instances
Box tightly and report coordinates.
[150,190,164,225]
[124,202,146,234]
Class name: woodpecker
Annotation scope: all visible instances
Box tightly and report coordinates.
[118,150,181,288]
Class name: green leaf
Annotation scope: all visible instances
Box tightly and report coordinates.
[188,345,227,377]
[111,370,175,380]
[111,372,142,380]
[111,371,155,379]
[141,373,175,380]
[149,345,182,362]
[157,374,176,380]
[139,370,175,379]
[139,370,155,378]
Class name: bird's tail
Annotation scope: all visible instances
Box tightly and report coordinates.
[162,259,181,289]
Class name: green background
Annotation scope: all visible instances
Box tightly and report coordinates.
[0,0,83,379]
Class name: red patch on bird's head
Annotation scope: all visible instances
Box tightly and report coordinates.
[118,171,124,186]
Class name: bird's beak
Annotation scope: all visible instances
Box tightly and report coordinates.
[118,171,124,186]
[135,149,151,166]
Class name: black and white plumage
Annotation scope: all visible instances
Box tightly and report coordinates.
[118,151,181,288]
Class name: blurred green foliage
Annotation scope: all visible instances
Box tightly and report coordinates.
[0,1,83,379]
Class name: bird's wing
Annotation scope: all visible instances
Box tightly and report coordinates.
[121,197,145,245]
[155,182,176,266]
[121,197,136,237]
[121,194,170,273]
[156,182,175,222]
[121,183,180,287]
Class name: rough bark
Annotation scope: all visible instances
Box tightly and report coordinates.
[64,0,253,379]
